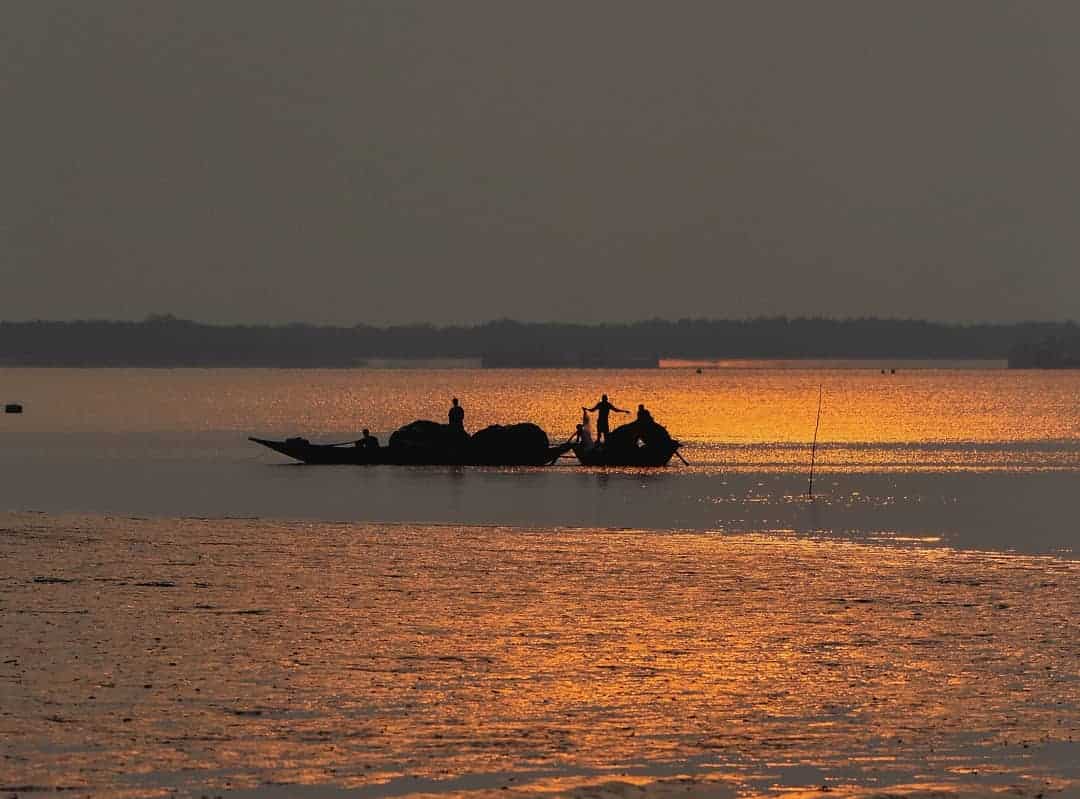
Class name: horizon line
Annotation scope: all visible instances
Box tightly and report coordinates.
[3,315,1079,329]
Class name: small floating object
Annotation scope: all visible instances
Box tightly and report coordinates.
[4,403,23,414]
[695,367,703,374]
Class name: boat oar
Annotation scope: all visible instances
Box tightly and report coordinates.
[674,449,690,466]
[327,439,361,447]
[558,436,578,460]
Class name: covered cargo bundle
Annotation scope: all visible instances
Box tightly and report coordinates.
[388,420,469,462]
[468,423,551,465]
[605,419,675,452]
[386,419,558,465]
[252,418,573,466]
[574,418,680,467]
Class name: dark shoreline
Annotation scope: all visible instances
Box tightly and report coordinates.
[1,316,1077,367]
[0,358,1011,370]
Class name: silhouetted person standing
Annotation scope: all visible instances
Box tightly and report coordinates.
[357,428,379,449]
[448,398,465,432]
[583,394,629,444]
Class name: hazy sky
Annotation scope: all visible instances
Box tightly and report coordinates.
[3,2,1078,324]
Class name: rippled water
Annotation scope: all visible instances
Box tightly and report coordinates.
[4,367,1079,462]
[8,369,1080,442]
[2,515,1077,798]
[1,367,1078,797]
[2,367,1078,553]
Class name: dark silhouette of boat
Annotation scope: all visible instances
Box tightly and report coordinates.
[572,440,680,467]
[249,437,388,464]
[572,419,681,467]
[250,421,572,466]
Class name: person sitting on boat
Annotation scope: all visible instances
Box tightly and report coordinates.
[356,429,379,449]
[583,394,629,444]
[636,404,653,425]
[448,398,466,432]
[571,421,595,451]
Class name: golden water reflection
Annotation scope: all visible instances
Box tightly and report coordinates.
[3,367,1077,444]
[2,515,1077,797]
[4,367,1079,472]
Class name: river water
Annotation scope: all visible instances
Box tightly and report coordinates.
[1,366,1078,798]
[1,366,1078,552]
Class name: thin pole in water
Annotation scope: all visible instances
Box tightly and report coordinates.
[808,384,823,498]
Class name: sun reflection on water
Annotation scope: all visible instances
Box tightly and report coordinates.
[2,515,1077,797]
[4,367,1079,472]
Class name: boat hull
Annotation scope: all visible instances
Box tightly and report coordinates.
[572,442,679,467]
[249,437,570,467]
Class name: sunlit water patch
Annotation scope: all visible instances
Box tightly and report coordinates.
[3,368,1078,452]
[1,514,1077,798]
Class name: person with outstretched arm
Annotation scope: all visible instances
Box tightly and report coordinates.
[583,394,629,444]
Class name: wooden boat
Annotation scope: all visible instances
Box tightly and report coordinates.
[249,434,572,467]
[571,418,681,467]
[251,418,680,468]
[572,439,680,467]
[249,437,390,465]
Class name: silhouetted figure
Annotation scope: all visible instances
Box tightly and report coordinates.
[583,394,629,444]
[636,404,653,425]
[448,398,465,432]
[572,422,595,451]
[357,428,379,449]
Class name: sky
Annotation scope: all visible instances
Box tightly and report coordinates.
[2,2,1079,325]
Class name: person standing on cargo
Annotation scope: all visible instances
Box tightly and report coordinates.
[583,394,629,444]
[448,397,465,433]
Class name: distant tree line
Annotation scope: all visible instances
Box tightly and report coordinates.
[0,315,1077,367]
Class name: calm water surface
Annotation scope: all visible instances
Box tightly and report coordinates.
[1,367,1077,552]
[4,367,1078,457]
[1,367,1078,797]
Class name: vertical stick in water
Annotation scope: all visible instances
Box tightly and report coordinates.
[808,384,823,498]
